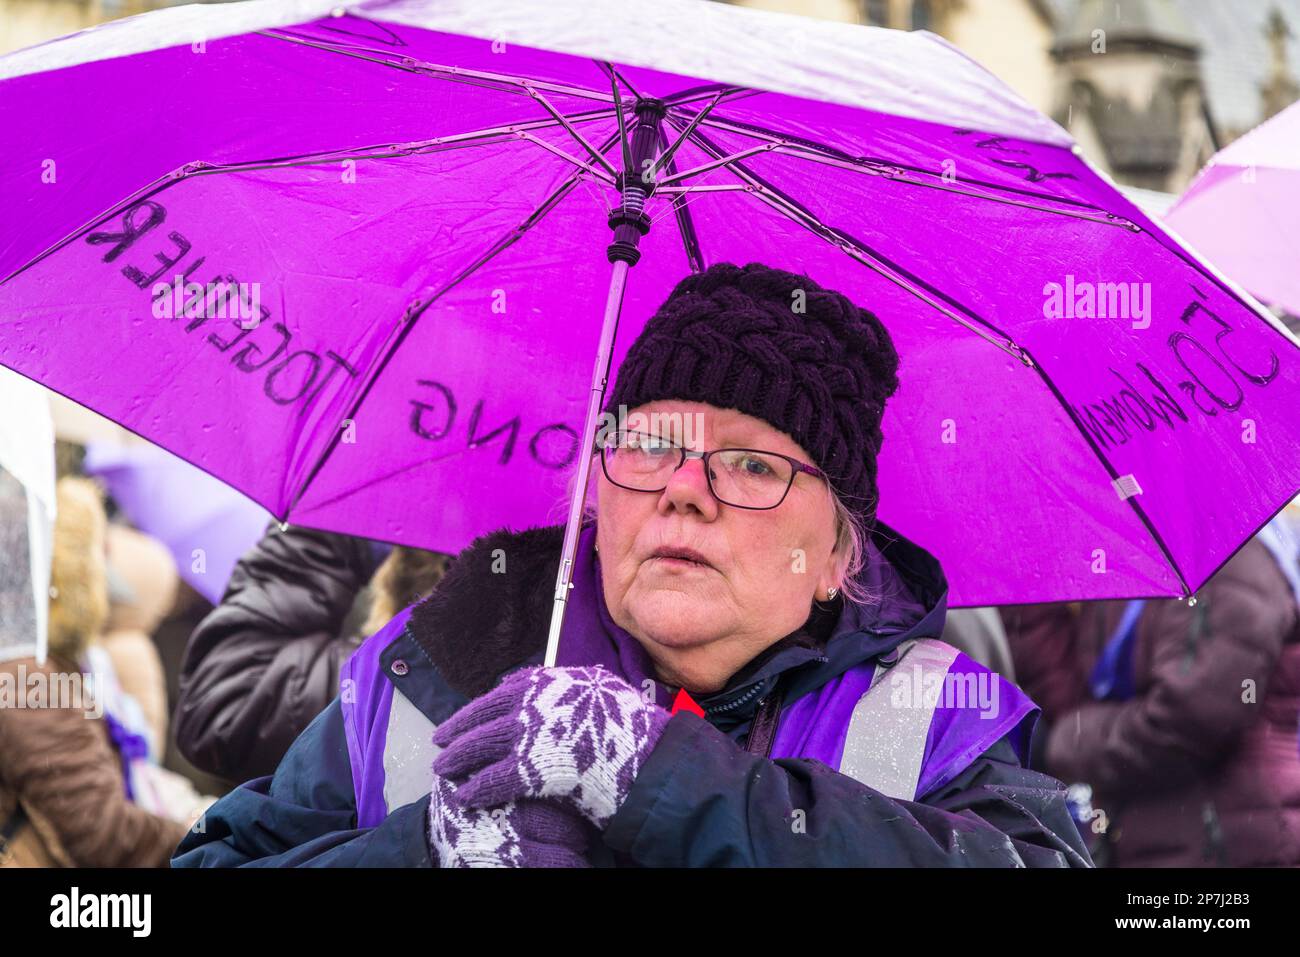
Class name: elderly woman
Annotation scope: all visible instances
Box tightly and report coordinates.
[173,263,1091,868]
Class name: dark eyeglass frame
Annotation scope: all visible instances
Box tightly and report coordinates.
[597,429,828,511]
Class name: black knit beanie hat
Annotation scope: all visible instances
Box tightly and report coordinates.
[604,262,900,527]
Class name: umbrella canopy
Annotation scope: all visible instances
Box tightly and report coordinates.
[1166,98,1300,321]
[1,0,1298,609]
[0,366,56,663]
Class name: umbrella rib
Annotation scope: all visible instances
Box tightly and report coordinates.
[284,131,623,517]
[652,128,706,272]
[511,131,618,184]
[258,29,616,105]
[1171,485,1300,603]
[672,117,1027,358]
[604,63,635,180]
[646,89,738,182]
[523,88,618,178]
[675,112,1137,227]
[748,180,1027,358]
[0,116,619,286]
[180,26,624,209]
[285,431,496,519]
[593,60,642,103]
[663,84,765,109]
[655,184,752,194]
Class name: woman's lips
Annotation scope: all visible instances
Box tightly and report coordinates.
[648,546,714,570]
[650,555,711,571]
[644,546,717,566]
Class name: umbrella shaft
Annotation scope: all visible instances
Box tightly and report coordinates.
[545,258,631,665]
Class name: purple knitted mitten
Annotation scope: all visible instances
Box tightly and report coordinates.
[433,665,673,829]
[427,772,595,868]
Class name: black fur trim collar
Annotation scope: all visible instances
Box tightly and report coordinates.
[406,524,565,699]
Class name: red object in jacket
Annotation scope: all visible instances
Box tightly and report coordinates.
[671,688,705,717]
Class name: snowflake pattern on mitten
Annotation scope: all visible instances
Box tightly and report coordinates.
[427,772,521,868]
[433,665,674,829]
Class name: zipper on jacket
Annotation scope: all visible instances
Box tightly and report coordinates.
[742,687,786,758]
[704,681,766,715]
[1201,800,1228,866]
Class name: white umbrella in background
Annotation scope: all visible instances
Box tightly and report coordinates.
[0,365,55,664]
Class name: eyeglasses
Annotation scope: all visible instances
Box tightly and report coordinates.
[598,429,827,510]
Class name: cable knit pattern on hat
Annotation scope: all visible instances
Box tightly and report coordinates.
[605,262,900,524]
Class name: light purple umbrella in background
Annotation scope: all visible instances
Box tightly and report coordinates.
[1166,98,1300,322]
[83,441,270,605]
[1,0,1298,655]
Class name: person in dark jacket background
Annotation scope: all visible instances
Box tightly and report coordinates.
[1002,513,1300,867]
[174,262,1091,868]
[174,521,447,783]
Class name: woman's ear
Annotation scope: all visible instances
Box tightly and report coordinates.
[817,538,847,603]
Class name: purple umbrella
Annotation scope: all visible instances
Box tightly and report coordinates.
[1165,98,1300,322]
[1,0,1298,649]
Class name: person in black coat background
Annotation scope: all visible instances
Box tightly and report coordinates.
[174,521,446,783]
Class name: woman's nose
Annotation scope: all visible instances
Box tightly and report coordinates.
[657,455,719,519]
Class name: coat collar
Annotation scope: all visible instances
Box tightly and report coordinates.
[406,523,564,701]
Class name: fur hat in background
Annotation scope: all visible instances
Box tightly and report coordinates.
[362,546,451,637]
[104,524,179,634]
[48,476,109,664]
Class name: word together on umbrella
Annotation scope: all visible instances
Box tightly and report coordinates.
[86,198,359,413]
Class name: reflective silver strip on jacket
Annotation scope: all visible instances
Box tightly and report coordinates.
[383,686,439,815]
[837,638,961,800]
